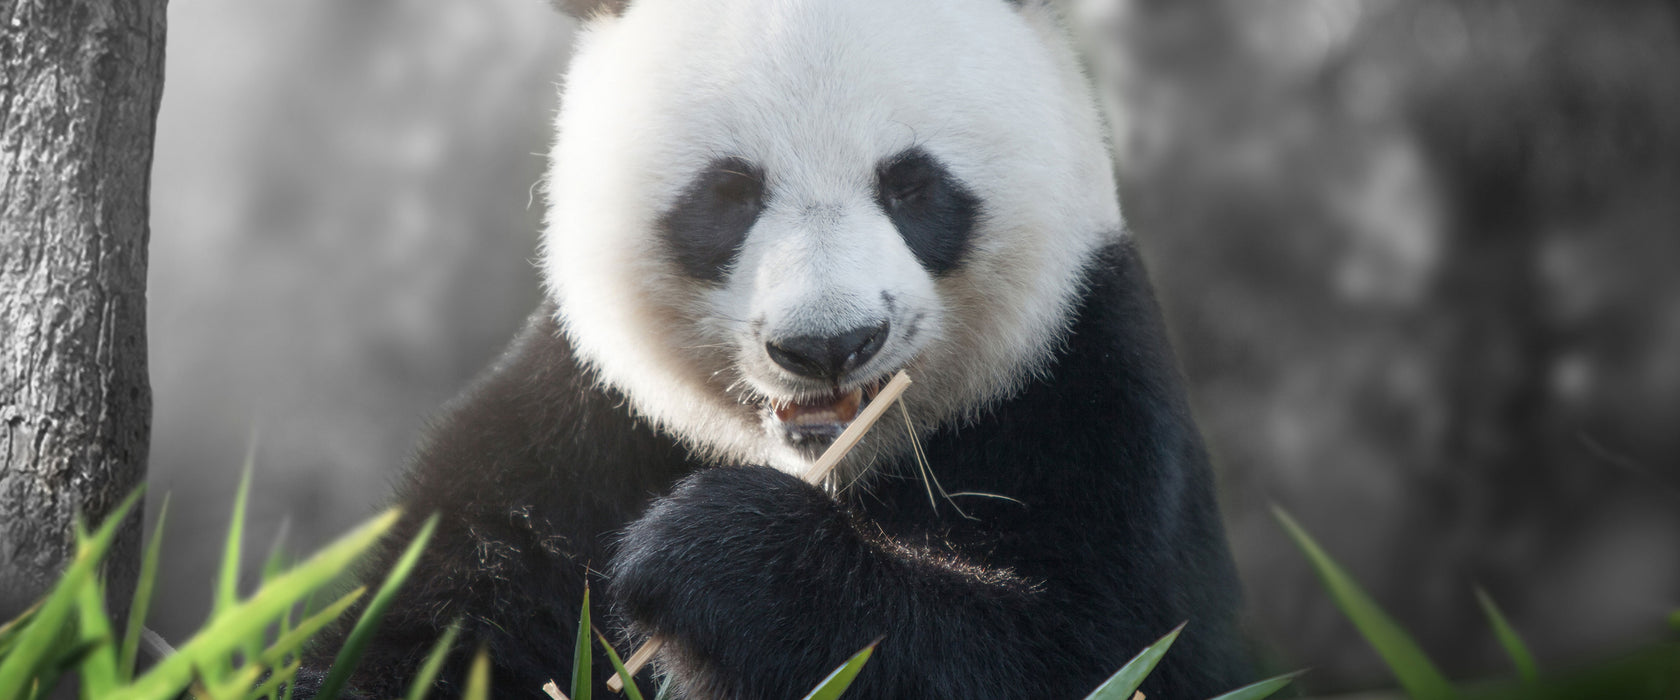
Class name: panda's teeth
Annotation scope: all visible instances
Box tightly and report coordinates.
[834,388,862,422]
[772,388,864,426]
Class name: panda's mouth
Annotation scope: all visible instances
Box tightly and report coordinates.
[766,381,886,448]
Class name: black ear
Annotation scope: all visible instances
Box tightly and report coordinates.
[550,0,629,19]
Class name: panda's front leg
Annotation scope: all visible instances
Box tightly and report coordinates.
[609,464,1048,699]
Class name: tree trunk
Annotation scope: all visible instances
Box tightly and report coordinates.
[0,0,165,621]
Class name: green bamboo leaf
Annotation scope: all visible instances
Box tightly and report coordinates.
[261,523,296,672]
[218,463,257,685]
[35,638,108,700]
[73,574,119,698]
[264,519,298,661]
[1273,505,1456,700]
[257,587,366,668]
[1083,622,1183,700]
[121,494,169,682]
[465,648,492,700]
[653,673,675,700]
[315,513,438,700]
[800,638,880,700]
[263,519,299,676]
[572,587,592,700]
[1474,587,1537,684]
[217,462,255,618]
[261,518,292,585]
[0,490,140,700]
[593,629,645,700]
[1464,640,1678,700]
[108,508,400,700]
[403,621,461,700]
[1206,670,1306,700]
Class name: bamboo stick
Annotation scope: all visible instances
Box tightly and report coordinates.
[605,371,913,692]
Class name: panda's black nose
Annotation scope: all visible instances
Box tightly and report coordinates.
[765,321,889,381]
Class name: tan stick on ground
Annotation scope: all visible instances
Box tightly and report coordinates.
[605,371,914,693]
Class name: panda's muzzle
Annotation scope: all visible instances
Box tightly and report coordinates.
[763,321,891,445]
[764,321,888,382]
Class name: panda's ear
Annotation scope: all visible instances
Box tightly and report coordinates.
[550,0,629,20]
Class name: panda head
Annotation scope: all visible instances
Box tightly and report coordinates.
[542,0,1123,479]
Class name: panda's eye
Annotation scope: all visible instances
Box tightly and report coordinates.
[710,168,763,209]
[879,157,937,207]
[658,158,766,282]
[875,148,979,275]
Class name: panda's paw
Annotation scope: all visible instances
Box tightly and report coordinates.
[610,465,852,633]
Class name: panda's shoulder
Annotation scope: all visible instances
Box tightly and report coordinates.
[399,303,692,520]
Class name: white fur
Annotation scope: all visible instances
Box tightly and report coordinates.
[541,0,1123,477]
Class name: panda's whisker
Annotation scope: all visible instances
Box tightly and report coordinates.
[898,401,976,520]
[899,401,969,519]
[928,465,975,521]
[945,492,1026,507]
[901,403,938,512]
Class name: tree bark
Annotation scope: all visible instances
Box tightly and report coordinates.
[0,0,164,621]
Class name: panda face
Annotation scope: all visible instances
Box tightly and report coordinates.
[542,0,1123,478]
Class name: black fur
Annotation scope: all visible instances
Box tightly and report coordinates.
[299,308,698,698]
[875,148,980,276]
[301,240,1250,698]
[659,158,767,283]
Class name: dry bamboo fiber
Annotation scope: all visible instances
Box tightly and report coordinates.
[605,371,914,692]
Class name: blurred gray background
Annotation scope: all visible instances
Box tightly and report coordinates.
[146,0,1680,693]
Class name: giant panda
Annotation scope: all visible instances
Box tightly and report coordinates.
[302,0,1252,697]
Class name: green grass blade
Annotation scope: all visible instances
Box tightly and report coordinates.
[108,509,401,700]
[1474,587,1537,684]
[261,518,292,586]
[465,648,491,700]
[1667,610,1678,633]
[0,490,140,700]
[1464,640,1678,700]
[257,587,366,668]
[121,494,169,682]
[800,638,880,700]
[571,587,591,700]
[653,673,675,700]
[403,621,461,700]
[593,630,644,700]
[262,522,297,667]
[315,513,438,700]
[36,638,106,700]
[1273,505,1457,700]
[217,463,254,619]
[1083,622,1183,700]
[72,575,119,698]
[1206,670,1306,700]
[222,465,258,686]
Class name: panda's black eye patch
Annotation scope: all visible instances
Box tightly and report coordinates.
[658,157,766,282]
[876,148,978,275]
